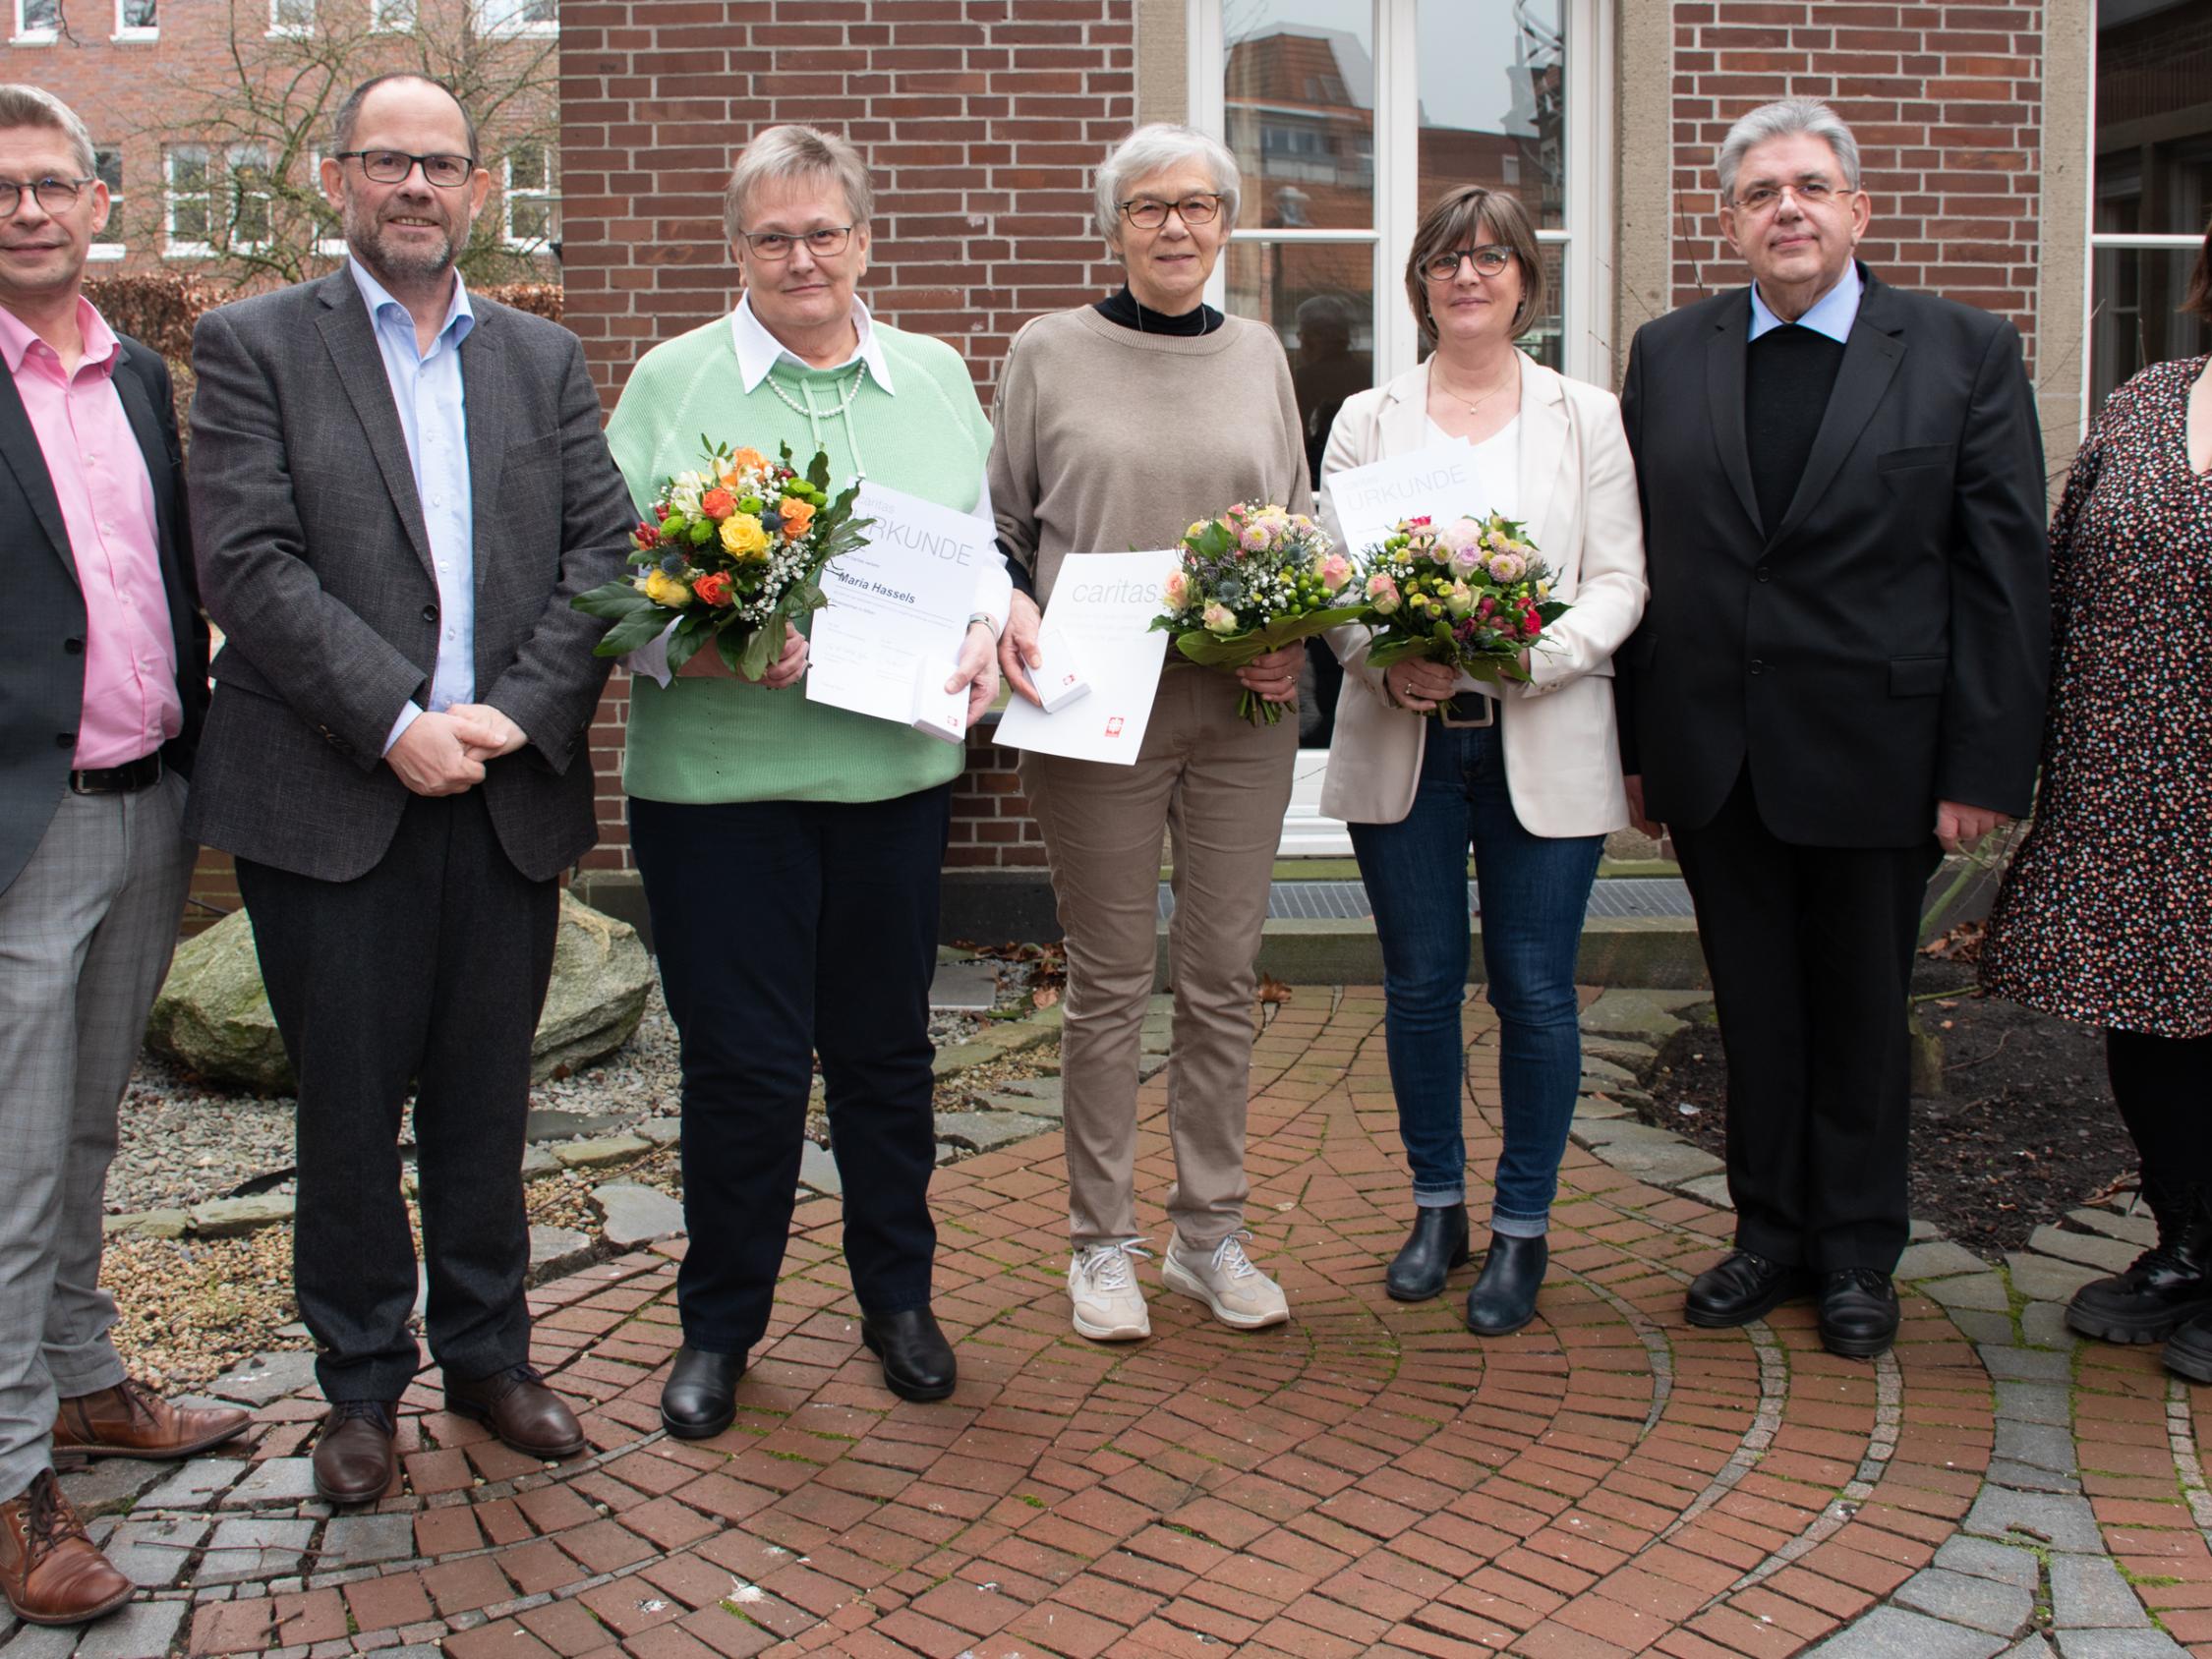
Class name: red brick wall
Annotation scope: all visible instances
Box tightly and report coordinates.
[560,0,1136,869]
[947,722,1049,870]
[1668,2,2045,371]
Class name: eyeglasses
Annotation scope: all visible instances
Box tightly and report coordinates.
[738,224,854,260]
[1730,179,1844,215]
[0,176,94,216]
[1425,245,1514,281]
[334,149,477,188]
[1119,194,1222,229]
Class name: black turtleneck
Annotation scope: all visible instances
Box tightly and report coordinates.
[1093,285,1224,336]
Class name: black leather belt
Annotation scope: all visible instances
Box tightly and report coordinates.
[70,753,162,795]
[1437,692,1496,728]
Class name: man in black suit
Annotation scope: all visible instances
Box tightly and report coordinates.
[1616,97,2049,1357]
[0,85,248,1627]
[187,75,633,1503]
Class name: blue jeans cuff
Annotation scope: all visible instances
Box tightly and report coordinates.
[1413,1186,1466,1208]
[1489,1209,1549,1239]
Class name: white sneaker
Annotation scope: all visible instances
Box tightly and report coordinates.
[1069,1241,1152,1341]
[1162,1232,1290,1329]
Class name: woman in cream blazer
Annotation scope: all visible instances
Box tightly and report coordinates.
[1318,186,1648,1338]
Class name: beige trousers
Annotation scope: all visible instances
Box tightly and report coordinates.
[1020,665,1298,1248]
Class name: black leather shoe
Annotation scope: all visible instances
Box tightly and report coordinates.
[1685,1249,1814,1328]
[1386,1204,1470,1301]
[1465,1233,1546,1337]
[2068,1193,2212,1344]
[1819,1268,1900,1358]
[660,1345,744,1440]
[2165,1310,2212,1384]
[861,1307,957,1402]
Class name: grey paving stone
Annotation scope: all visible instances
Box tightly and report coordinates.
[1135,1053,1168,1081]
[1932,1537,2040,1589]
[979,1089,1065,1121]
[1995,1380,2074,1426]
[1803,1606,2008,1659]
[2007,1252,2105,1302]
[2053,1634,2187,1659]
[2004,1641,2059,1659]
[75,1599,189,1659]
[634,1116,682,1147]
[2052,1557,2151,1630]
[196,1516,316,1584]
[2021,1301,2079,1350]
[2066,1208,2156,1248]
[221,1457,318,1509]
[1680,1173,1734,1209]
[797,1142,842,1196]
[1581,1035,1659,1068]
[528,1225,591,1274]
[927,959,1000,1011]
[932,1110,1057,1152]
[1910,1218,1943,1241]
[1579,988,1704,1039]
[551,1133,650,1169]
[991,1074,1064,1105]
[1925,1272,2013,1312]
[1898,1240,1991,1281]
[1963,1486,2103,1553]
[591,1182,686,1248]
[1892,1566,2034,1637]
[0,1626,86,1658]
[1993,1418,2077,1474]
[1985,1459,2082,1495]
[320,1513,416,1570]
[2027,1226,2141,1275]
[1592,1137,1725,1184]
[206,1352,318,1407]
[1981,1345,2074,1383]
[1950,1310,2019,1345]
[55,1456,167,1516]
[519,1144,559,1179]
[524,1108,625,1143]
[1579,1055,1640,1089]
[1572,1094,1630,1120]
[104,1516,211,1586]
[136,1457,249,1511]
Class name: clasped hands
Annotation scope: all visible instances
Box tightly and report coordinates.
[385,703,527,798]
[1622,773,2010,856]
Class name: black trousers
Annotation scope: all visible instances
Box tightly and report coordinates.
[237,791,559,1403]
[1670,768,1940,1273]
[628,784,951,1356]
[2107,1029,2212,1212]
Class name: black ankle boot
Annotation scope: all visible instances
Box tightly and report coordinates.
[2068,1183,2212,1345]
[1386,1204,1470,1301]
[660,1345,744,1439]
[1465,1233,1547,1336]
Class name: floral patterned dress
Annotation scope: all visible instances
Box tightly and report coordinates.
[1982,356,2212,1038]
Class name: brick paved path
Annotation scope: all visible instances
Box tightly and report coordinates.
[20,990,2212,1659]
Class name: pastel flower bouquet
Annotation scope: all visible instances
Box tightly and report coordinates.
[1356,512,1569,702]
[1149,501,1363,724]
[574,439,867,679]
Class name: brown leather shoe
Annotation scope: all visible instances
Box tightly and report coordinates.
[444,1364,585,1459]
[53,1379,251,1461]
[312,1402,398,1506]
[0,1469,133,1626]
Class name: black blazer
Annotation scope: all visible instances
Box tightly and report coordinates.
[1615,265,2051,846]
[0,333,207,895]
[184,269,633,884]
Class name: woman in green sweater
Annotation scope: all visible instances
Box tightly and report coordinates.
[606,126,1009,1434]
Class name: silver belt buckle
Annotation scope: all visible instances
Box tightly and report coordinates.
[1437,694,1495,728]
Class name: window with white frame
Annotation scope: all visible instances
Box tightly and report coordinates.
[308,148,347,257]
[268,0,312,35]
[1193,0,1609,404]
[370,0,414,29]
[474,0,553,35]
[228,147,272,252]
[165,147,212,255]
[14,0,58,38]
[90,146,124,258]
[165,145,273,257]
[115,0,155,36]
[502,142,557,251]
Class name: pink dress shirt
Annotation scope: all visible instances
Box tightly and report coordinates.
[0,297,178,769]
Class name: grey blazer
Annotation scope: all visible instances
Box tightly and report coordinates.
[184,267,634,883]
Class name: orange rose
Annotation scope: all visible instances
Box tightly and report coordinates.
[778,497,815,540]
[721,447,767,485]
[692,571,734,606]
[699,487,735,522]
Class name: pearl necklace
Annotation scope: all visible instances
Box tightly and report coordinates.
[764,357,869,419]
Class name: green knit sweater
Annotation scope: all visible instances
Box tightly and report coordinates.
[606,315,994,805]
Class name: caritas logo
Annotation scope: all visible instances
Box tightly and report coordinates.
[1105,716,1125,738]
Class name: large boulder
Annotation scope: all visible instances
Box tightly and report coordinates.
[147,892,653,1090]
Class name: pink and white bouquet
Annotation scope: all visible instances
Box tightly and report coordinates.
[1356,511,1568,703]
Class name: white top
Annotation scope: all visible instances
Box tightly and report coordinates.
[1424,413,1523,698]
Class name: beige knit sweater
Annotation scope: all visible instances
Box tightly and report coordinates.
[988,306,1313,607]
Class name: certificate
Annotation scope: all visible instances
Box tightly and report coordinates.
[995,549,1180,766]
[1325,438,1485,556]
[806,481,985,737]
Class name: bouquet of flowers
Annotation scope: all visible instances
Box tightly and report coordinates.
[1149,501,1363,724]
[573,439,867,679]
[1356,512,1568,701]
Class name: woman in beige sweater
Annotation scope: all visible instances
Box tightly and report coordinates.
[991,125,1309,1343]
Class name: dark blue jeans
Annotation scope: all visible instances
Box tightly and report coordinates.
[1348,719,1602,1236]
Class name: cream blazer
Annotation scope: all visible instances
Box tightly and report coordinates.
[1317,354,1649,836]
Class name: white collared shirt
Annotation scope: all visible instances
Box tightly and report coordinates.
[1749,259,1863,344]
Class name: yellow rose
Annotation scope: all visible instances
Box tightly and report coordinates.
[643,568,692,606]
[720,515,771,559]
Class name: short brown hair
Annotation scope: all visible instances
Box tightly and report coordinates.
[2184,211,2212,324]
[1404,186,1546,349]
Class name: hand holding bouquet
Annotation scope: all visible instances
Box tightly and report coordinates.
[1357,512,1568,706]
[573,440,867,680]
[1149,501,1363,724]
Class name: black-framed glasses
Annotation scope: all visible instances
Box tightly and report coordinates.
[1425,245,1514,281]
[1119,194,1222,229]
[334,149,477,188]
[1730,179,1842,215]
[739,225,854,260]
[0,176,94,216]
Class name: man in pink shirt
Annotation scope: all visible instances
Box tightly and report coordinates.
[0,86,245,1629]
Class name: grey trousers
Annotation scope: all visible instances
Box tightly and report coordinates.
[0,772,195,1501]
[1020,667,1298,1249]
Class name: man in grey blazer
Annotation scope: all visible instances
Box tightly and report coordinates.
[186,73,633,1505]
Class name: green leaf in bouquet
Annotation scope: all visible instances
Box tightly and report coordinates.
[1366,633,1446,670]
[592,605,675,659]
[736,614,783,680]
[807,448,832,492]
[572,580,656,620]
[665,613,708,674]
[1535,601,1570,624]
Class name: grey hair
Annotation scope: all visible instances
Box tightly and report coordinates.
[330,74,480,159]
[725,125,874,242]
[0,85,95,177]
[1092,124,1241,243]
[1716,96,1861,201]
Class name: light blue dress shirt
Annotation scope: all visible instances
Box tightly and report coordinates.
[1748,260,1862,344]
[347,258,478,753]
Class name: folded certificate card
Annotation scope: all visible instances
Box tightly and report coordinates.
[1029,620,1091,715]
[909,655,966,745]
[995,549,1180,766]
[1325,438,1482,556]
